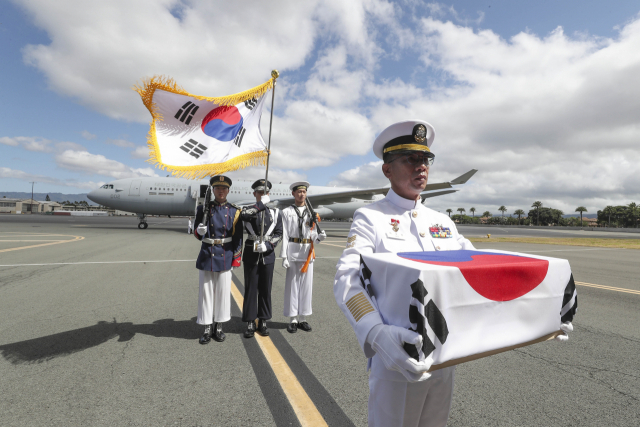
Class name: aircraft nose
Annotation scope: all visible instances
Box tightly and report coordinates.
[87,189,101,204]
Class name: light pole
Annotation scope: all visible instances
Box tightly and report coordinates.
[29,181,37,214]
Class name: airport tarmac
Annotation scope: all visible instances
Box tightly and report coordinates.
[0,215,638,426]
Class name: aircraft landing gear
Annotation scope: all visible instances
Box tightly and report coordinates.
[137,213,148,229]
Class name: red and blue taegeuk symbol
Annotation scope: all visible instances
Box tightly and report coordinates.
[201,106,243,141]
[398,250,549,302]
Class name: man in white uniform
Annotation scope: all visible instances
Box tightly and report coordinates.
[280,182,327,333]
[334,121,475,427]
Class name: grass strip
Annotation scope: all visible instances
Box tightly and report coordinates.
[467,237,640,250]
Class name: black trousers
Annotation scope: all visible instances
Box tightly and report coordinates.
[242,260,274,322]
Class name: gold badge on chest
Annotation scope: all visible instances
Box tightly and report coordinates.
[386,218,405,240]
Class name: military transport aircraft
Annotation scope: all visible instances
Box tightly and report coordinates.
[87,170,477,229]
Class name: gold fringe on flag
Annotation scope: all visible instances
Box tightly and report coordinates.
[132,75,274,178]
[301,214,320,273]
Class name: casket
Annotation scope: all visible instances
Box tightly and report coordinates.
[359,249,577,371]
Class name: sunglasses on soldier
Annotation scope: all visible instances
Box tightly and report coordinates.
[389,152,435,167]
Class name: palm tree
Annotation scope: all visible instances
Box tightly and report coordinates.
[482,211,491,218]
[603,206,613,227]
[532,201,542,225]
[470,207,476,218]
[498,206,507,222]
[457,208,466,215]
[514,209,525,225]
[446,208,453,217]
[575,206,587,227]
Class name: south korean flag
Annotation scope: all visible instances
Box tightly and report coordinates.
[404,279,449,362]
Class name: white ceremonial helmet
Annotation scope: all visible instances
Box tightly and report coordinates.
[372,120,435,160]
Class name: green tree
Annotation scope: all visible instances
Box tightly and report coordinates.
[446,208,453,217]
[514,209,525,225]
[531,201,543,225]
[575,206,587,227]
[457,208,466,215]
[45,194,51,201]
[629,202,638,228]
[482,211,491,218]
[470,207,476,218]
[498,206,507,222]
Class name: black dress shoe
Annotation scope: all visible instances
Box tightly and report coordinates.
[244,321,256,339]
[298,321,312,332]
[199,324,212,345]
[212,322,226,342]
[257,319,269,336]
[287,322,298,333]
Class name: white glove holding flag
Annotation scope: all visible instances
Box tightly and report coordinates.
[255,242,267,253]
[457,235,475,250]
[261,195,270,204]
[368,324,432,382]
[282,258,290,268]
[317,231,327,242]
[196,224,207,236]
[555,321,573,342]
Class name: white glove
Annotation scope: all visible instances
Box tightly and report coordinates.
[261,195,270,204]
[282,258,290,268]
[255,242,267,253]
[457,235,475,250]
[368,324,433,382]
[196,224,207,236]
[555,321,573,342]
[317,231,327,242]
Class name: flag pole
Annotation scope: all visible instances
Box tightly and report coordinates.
[259,70,279,244]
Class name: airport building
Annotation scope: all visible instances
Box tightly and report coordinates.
[0,198,62,214]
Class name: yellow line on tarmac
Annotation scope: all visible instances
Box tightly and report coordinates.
[229,280,328,427]
[0,234,84,253]
[575,281,640,295]
[320,242,347,249]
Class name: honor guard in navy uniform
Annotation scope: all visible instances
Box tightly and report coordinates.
[335,121,478,427]
[240,179,283,338]
[193,175,243,344]
[279,182,327,333]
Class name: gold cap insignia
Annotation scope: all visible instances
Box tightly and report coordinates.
[413,124,427,143]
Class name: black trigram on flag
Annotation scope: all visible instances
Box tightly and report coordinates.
[180,139,208,159]
[359,255,377,304]
[233,127,246,147]
[560,274,578,323]
[404,279,449,361]
[244,98,257,110]
[174,101,199,125]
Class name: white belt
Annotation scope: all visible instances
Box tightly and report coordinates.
[246,234,274,242]
[202,237,232,245]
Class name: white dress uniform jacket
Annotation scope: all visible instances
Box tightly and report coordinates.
[279,206,320,262]
[334,188,475,427]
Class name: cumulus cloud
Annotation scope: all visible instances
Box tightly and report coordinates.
[81,130,96,140]
[0,136,52,152]
[329,160,386,188]
[55,149,159,180]
[0,167,104,190]
[105,138,135,148]
[11,1,640,211]
[130,146,149,159]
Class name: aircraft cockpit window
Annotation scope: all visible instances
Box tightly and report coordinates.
[109,185,114,189]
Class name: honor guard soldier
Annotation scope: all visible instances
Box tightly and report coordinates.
[334,121,477,427]
[280,182,327,333]
[240,179,283,338]
[194,175,243,344]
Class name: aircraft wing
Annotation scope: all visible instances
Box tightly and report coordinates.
[273,169,477,207]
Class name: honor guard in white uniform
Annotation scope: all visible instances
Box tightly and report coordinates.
[241,179,283,338]
[334,121,476,427]
[193,175,243,344]
[279,181,327,333]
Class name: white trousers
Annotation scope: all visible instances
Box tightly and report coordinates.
[197,270,231,325]
[368,366,455,427]
[283,261,313,317]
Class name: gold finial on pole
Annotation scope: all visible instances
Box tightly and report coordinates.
[271,69,280,80]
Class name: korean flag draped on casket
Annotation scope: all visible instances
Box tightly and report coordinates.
[360,249,577,370]
[134,76,273,179]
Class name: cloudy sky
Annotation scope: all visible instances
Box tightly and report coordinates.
[1,0,639,215]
